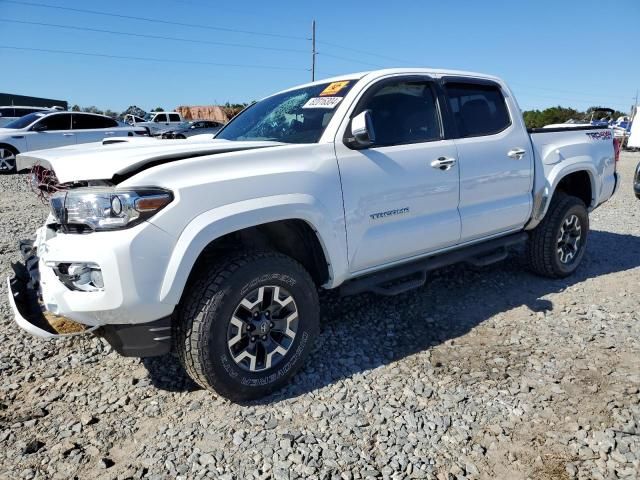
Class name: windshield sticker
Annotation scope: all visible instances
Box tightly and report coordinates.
[302,97,343,109]
[319,81,350,97]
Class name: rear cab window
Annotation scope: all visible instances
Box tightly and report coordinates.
[168,113,181,122]
[444,82,511,137]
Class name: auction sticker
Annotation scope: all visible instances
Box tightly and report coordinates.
[319,81,350,96]
[303,97,343,109]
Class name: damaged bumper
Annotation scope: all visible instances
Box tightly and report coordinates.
[7,225,175,357]
[8,240,98,339]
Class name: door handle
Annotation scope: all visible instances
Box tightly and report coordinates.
[507,148,526,160]
[105,132,115,135]
[63,133,75,136]
[430,157,457,171]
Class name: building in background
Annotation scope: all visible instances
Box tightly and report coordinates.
[176,105,229,124]
[0,93,67,110]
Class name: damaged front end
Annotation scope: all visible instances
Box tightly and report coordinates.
[8,239,97,338]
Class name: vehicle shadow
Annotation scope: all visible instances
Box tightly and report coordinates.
[141,230,640,400]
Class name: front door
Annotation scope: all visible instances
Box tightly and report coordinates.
[335,77,461,273]
[442,80,533,242]
[26,113,76,151]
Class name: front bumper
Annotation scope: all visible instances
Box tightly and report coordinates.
[7,221,177,357]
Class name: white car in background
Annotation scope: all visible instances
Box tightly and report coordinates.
[0,111,148,172]
[129,111,185,136]
[0,106,56,127]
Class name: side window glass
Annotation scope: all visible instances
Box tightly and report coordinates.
[37,114,71,131]
[154,114,167,122]
[0,108,14,117]
[354,80,441,146]
[445,83,511,137]
[102,117,118,128]
[168,113,180,122]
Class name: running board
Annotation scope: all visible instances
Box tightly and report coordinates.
[340,232,527,296]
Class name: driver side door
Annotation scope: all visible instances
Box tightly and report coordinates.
[335,76,461,273]
[26,113,76,151]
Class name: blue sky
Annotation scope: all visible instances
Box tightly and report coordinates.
[1,0,638,114]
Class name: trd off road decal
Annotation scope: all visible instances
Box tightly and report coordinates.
[585,130,612,140]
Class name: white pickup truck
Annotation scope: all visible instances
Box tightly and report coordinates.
[127,111,186,136]
[8,68,618,401]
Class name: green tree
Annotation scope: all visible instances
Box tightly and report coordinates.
[152,107,164,112]
[71,104,81,112]
[82,106,104,115]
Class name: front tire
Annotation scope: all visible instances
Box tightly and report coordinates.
[175,251,319,402]
[0,145,18,174]
[526,192,589,278]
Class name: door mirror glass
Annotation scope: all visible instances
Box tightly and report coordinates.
[349,110,375,148]
[31,122,47,132]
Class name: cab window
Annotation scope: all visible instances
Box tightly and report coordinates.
[154,113,167,122]
[445,82,511,137]
[353,79,442,146]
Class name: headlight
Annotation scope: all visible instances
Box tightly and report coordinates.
[49,187,173,232]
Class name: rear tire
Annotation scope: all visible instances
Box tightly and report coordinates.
[525,192,589,278]
[174,250,319,402]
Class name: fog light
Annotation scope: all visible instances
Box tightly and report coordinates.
[49,262,104,292]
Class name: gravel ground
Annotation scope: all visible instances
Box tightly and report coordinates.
[1,152,639,480]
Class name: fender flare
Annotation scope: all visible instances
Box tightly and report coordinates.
[528,162,597,229]
[158,193,348,305]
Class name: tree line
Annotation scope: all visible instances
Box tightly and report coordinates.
[70,102,251,121]
[522,106,627,129]
[70,102,627,129]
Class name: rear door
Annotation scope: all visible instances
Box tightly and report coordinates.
[335,76,461,272]
[26,113,76,151]
[442,78,533,242]
[72,114,119,144]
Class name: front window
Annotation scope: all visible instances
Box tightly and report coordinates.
[216,80,356,143]
[4,112,46,129]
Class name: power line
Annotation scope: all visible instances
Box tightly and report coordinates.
[510,82,633,101]
[316,40,411,64]
[0,0,309,41]
[318,51,383,69]
[0,19,309,54]
[0,45,309,71]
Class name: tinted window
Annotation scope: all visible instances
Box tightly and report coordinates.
[72,114,117,129]
[445,83,510,137]
[35,114,71,131]
[154,113,167,122]
[168,113,181,122]
[0,108,14,117]
[354,80,441,146]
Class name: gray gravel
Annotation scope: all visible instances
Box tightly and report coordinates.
[1,153,640,480]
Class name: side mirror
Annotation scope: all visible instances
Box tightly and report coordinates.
[31,123,47,132]
[348,110,375,149]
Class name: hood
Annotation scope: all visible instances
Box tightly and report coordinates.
[16,138,283,183]
[0,127,22,135]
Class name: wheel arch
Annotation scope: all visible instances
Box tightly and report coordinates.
[158,195,347,305]
[528,165,597,229]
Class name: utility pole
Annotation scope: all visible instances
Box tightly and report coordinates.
[311,20,316,82]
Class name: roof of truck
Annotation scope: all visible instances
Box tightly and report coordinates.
[273,68,503,97]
